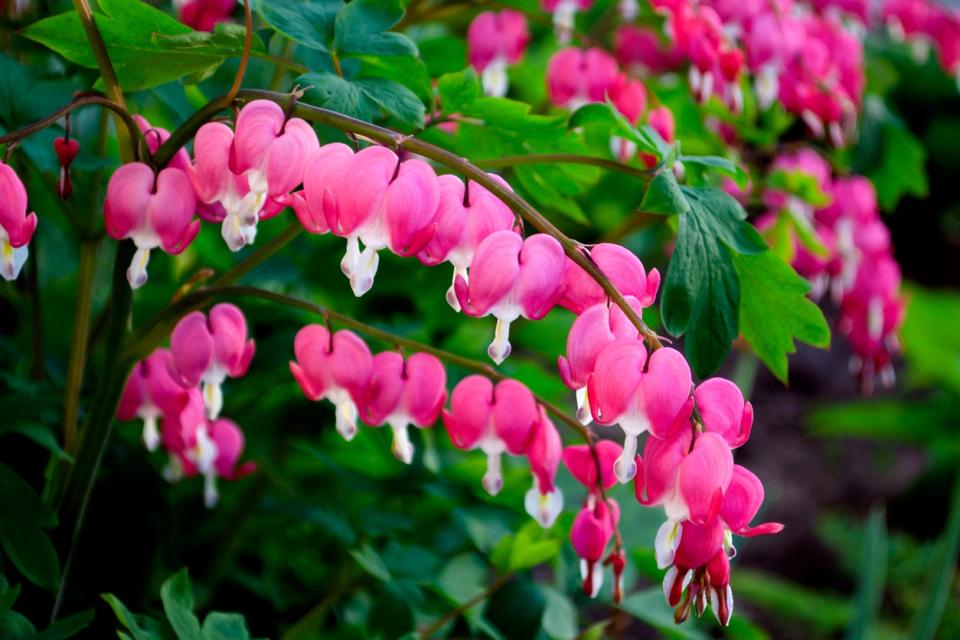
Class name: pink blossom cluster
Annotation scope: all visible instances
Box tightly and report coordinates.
[755,148,905,391]
[545,46,677,162]
[615,0,866,145]
[117,303,256,507]
[880,0,960,87]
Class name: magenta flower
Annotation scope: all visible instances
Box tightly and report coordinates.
[547,47,619,108]
[290,324,373,441]
[295,142,356,236]
[175,0,235,32]
[455,231,565,364]
[160,387,206,482]
[359,351,447,464]
[571,497,619,597]
[417,174,516,311]
[230,99,319,241]
[117,348,190,451]
[442,376,539,496]
[307,144,440,296]
[104,162,199,289]
[133,115,190,173]
[468,10,529,96]
[562,440,622,492]
[0,161,37,281]
[524,407,564,528]
[557,299,643,423]
[168,304,256,420]
[558,243,660,314]
[588,342,693,483]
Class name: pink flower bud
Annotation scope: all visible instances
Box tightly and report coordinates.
[118,348,190,451]
[104,162,199,289]
[0,161,37,281]
[571,498,618,597]
[168,304,256,419]
[360,351,447,464]
[525,407,564,528]
[290,325,373,441]
[455,231,566,364]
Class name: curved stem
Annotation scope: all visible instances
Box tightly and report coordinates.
[418,573,511,639]
[0,95,143,161]
[157,90,662,348]
[225,0,253,104]
[62,239,100,455]
[475,154,654,181]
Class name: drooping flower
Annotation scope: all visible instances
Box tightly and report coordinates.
[557,299,644,423]
[359,351,447,464]
[525,407,564,528]
[54,136,79,200]
[571,497,620,597]
[168,304,256,419]
[103,162,199,289]
[230,99,319,244]
[547,47,619,109]
[308,144,440,296]
[290,324,373,441]
[468,10,529,96]
[417,174,516,311]
[442,376,539,496]
[455,231,566,364]
[558,243,660,314]
[117,348,190,451]
[562,440,623,493]
[175,0,235,32]
[588,343,693,483]
[0,161,37,282]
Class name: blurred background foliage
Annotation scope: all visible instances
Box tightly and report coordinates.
[0,0,959,638]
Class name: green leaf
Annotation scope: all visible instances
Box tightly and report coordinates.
[349,544,392,582]
[732,570,851,632]
[0,523,60,592]
[866,117,928,210]
[491,521,562,573]
[101,593,154,640]
[0,463,57,527]
[152,23,267,57]
[900,285,960,392]
[201,612,251,640]
[568,102,661,156]
[255,0,340,52]
[661,187,767,377]
[619,588,709,639]
[766,168,831,208]
[910,474,960,640]
[539,586,578,640]
[0,423,72,461]
[354,77,425,129]
[21,0,223,91]
[680,154,748,187]
[437,68,482,114]
[37,609,95,640]
[333,0,417,57]
[640,170,690,215]
[845,507,887,640]
[160,569,201,640]
[298,71,424,127]
[732,250,831,382]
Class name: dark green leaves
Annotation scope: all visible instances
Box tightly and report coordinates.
[640,169,689,215]
[161,570,202,640]
[298,71,425,129]
[333,0,416,57]
[0,463,60,591]
[255,0,340,52]
[22,0,225,91]
[661,187,766,377]
[660,186,830,378]
[732,250,831,381]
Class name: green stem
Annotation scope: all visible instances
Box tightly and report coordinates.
[62,240,100,456]
[475,154,654,181]
[153,90,662,348]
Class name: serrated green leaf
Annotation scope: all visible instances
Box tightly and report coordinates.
[661,187,767,377]
[334,0,417,57]
[641,170,690,215]
[160,569,201,640]
[732,250,830,381]
[201,612,250,640]
[255,0,340,52]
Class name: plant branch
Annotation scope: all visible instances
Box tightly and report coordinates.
[418,573,512,639]
[62,240,100,456]
[225,0,253,104]
[475,154,655,181]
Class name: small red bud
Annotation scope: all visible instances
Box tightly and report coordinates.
[54,137,79,200]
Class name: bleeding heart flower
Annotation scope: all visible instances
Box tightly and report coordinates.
[559,243,660,314]
[359,351,447,464]
[571,497,619,597]
[547,47,619,107]
[542,0,595,41]
[562,440,623,492]
[104,162,199,289]
[168,304,256,419]
[417,174,516,311]
[455,231,566,364]
[442,376,539,496]
[588,343,693,483]
[524,407,564,528]
[117,348,190,451]
[175,0,235,32]
[54,136,79,200]
[0,161,37,282]
[290,324,373,441]
[693,378,754,448]
[468,10,529,96]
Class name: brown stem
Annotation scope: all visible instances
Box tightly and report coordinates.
[475,154,655,182]
[418,573,512,639]
[225,0,253,104]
